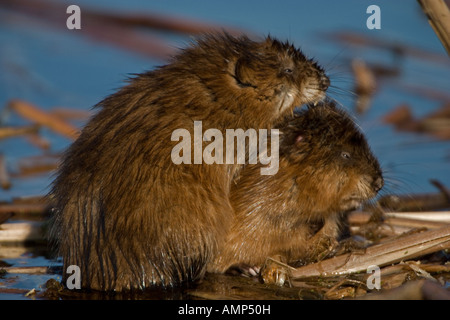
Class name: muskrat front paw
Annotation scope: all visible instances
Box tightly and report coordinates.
[306,236,339,262]
[225,263,261,278]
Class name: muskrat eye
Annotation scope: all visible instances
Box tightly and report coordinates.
[284,68,293,74]
[341,151,351,160]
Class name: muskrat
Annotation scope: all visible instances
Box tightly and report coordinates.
[208,100,383,274]
[48,33,329,291]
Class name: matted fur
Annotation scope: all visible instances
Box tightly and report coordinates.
[210,101,383,272]
[48,33,329,291]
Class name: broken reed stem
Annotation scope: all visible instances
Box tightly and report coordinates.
[25,133,51,150]
[0,204,47,216]
[0,154,11,190]
[291,225,450,279]
[50,108,92,121]
[2,0,246,60]
[385,217,449,230]
[14,154,60,177]
[8,99,79,140]
[376,192,450,212]
[384,211,450,223]
[0,221,44,242]
[0,288,32,295]
[0,125,39,140]
[418,0,450,56]
[1,266,50,274]
[348,210,450,229]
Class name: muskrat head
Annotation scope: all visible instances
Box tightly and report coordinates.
[233,36,329,118]
[280,101,383,216]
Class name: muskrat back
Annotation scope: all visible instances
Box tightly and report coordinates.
[48,33,329,291]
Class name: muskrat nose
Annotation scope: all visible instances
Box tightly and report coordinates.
[320,74,330,90]
[372,176,384,193]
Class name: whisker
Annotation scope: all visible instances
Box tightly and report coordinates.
[322,47,349,71]
[328,85,357,97]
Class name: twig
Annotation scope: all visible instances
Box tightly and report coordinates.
[384,211,450,223]
[324,31,450,65]
[0,154,11,190]
[418,0,450,56]
[430,179,450,202]
[377,192,450,211]
[0,288,31,295]
[50,108,92,121]
[13,154,60,177]
[290,225,450,279]
[0,125,39,140]
[0,221,44,242]
[404,261,437,282]
[11,195,46,204]
[25,132,51,150]
[396,83,450,103]
[385,216,450,229]
[1,266,50,274]
[0,204,47,215]
[0,0,246,60]
[7,99,79,140]
[86,8,244,36]
[352,59,376,114]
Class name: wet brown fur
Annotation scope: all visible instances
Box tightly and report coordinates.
[48,33,329,291]
[209,101,383,273]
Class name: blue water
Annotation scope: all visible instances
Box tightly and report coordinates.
[0,0,449,298]
[1,0,449,201]
[0,253,62,300]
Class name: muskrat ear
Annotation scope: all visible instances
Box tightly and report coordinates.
[235,57,254,88]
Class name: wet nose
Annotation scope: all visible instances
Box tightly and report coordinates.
[320,74,330,90]
[372,176,384,193]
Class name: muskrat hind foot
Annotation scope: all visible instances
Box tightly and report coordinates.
[260,256,294,287]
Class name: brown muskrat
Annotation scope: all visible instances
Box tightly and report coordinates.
[209,100,383,274]
[48,33,329,291]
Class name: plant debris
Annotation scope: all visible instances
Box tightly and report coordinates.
[383,103,450,140]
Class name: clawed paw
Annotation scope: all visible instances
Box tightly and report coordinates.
[225,263,261,278]
[306,236,339,262]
